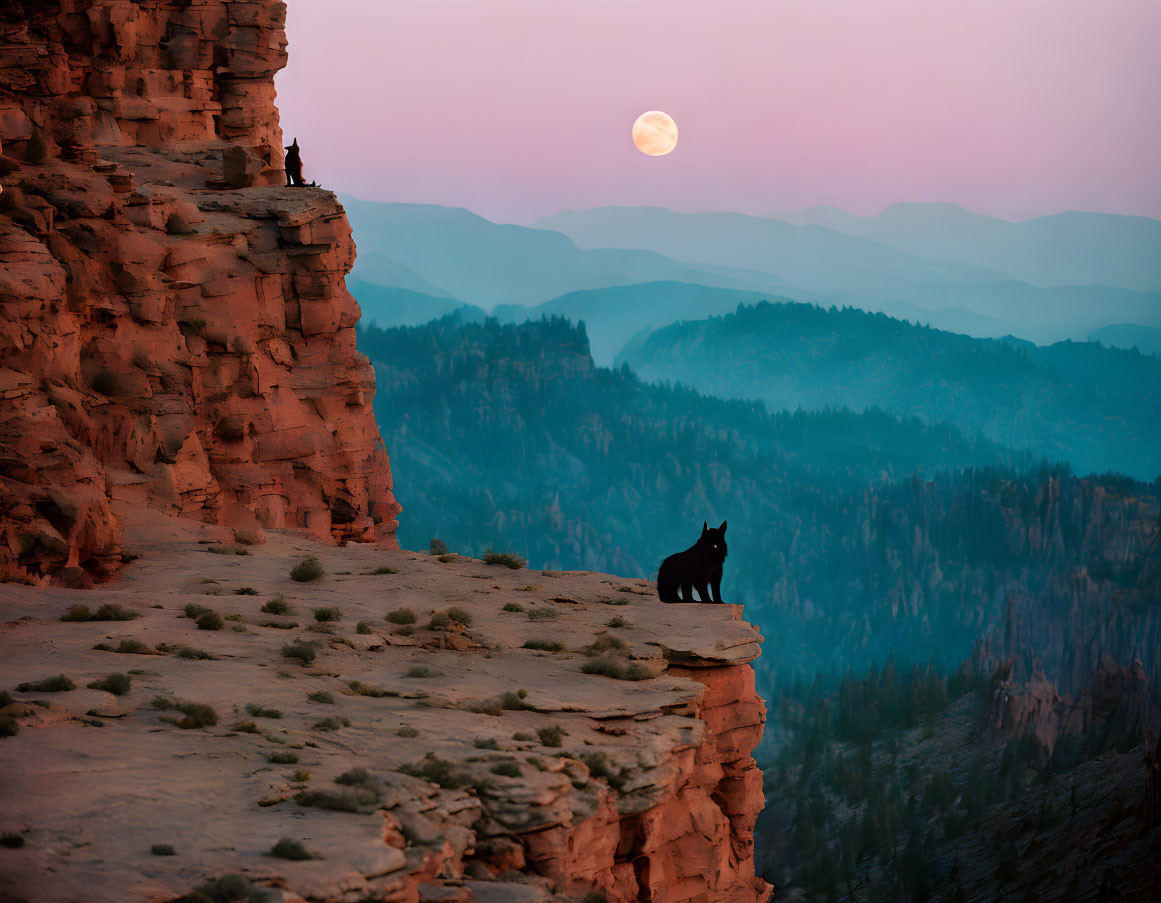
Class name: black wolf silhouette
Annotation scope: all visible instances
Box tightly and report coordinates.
[657,520,728,603]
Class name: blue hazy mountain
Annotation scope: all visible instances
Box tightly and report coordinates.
[340,196,793,308]
[774,202,1161,292]
[533,206,1161,342]
[1089,322,1161,357]
[347,278,484,329]
[617,301,1161,480]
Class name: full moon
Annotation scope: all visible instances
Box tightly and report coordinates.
[632,110,678,156]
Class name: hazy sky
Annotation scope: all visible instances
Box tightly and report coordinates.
[276,0,1161,224]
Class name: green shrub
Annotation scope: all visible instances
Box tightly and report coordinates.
[581,636,627,656]
[502,601,524,613]
[465,699,504,717]
[196,611,224,631]
[372,565,399,575]
[183,603,212,619]
[0,716,18,738]
[438,554,456,563]
[500,689,529,710]
[150,843,176,856]
[447,607,473,626]
[290,556,324,582]
[0,690,12,708]
[87,673,131,696]
[313,606,341,623]
[356,620,373,635]
[16,675,75,692]
[474,738,500,750]
[154,698,218,729]
[395,726,419,737]
[260,620,298,630]
[386,607,417,625]
[581,654,650,681]
[267,751,298,764]
[347,680,397,698]
[406,666,442,679]
[311,716,350,732]
[282,641,317,665]
[246,703,282,719]
[261,596,292,615]
[60,604,94,622]
[233,587,258,596]
[512,732,534,741]
[175,873,254,903]
[396,752,467,788]
[307,690,334,704]
[483,549,525,569]
[295,768,380,812]
[231,721,260,733]
[430,538,449,555]
[527,608,559,621]
[491,761,521,778]
[291,770,311,782]
[537,725,567,747]
[269,837,319,861]
[580,751,630,791]
[523,639,563,652]
[93,639,152,655]
[427,611,451,630]
[61,603,140,622]
[606,616,628,628]
[176,646,216,660]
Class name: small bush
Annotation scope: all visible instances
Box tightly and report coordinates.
[176,874,253,903]
[16,675,75,693]
[606,616,628,628]
[491,761,521,778]
[347,680,397,698]
[386,607,417,625]
[268,751,299,764]
[282,641,317,665]
[290,556,324,582]
[396,752,467,788]
[581,636,627,656]
[356,620,373,635]
[523,639,564,652]
[580,751,630,792]
[581,654,650,681]
[60,604,94,622]
[93,639,152,655]
[430,538,449,555]
[150,843,176,856]
[465,700,504,717]
[176,646,216,660]
[483,549,525,569]
[260,620,298,630]
[406,666,442,679]
[61,603,141,622]
[291,770,311,782]
[1,833,24,849]
[502,601,524,613]
[537,725,567,747]
[447,607,473,627]
[395,726,419,738]
[261,596,292,615]
[183,603,212,619]
[513,732,534,741]
[196,611,224,631]
[0,690,12,708]
[0,716,19,738]
[474,738,500,750]
[233,587,258,596]
[527,608,559,621]
[87,673,131,696]
[372,565,399,575]
[311,716,350,732]
[427,611,451,630]
[334,767,377,789]
[246,703,282,719]
[269,837,318,861]
[154,698,219,729]
[307,690,334,704]
[313,606,342,623]
[500,689,529,710]
[438,554,456,563]
[231,721,260,733]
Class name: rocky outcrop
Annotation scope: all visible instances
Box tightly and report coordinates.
[0,508,770,902]
[0,0,399,584]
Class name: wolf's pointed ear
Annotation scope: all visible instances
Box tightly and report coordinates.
[702,520,709,534]
[719,520,727,533]
[291,137,299,149]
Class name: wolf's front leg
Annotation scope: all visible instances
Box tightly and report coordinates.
[710,578,724,604]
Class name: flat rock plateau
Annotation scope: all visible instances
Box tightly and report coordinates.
[0,505,770,902]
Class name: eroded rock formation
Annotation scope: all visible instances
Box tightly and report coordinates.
[0,0,399,584]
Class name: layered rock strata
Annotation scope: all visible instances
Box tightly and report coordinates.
[0,0,399,584]
[0,508,770,903]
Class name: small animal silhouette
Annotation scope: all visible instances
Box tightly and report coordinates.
[657,520,728,603]
[284,138,316,188]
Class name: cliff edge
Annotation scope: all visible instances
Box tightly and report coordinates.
[0,0,399,585]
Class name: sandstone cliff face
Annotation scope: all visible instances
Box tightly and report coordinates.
[0,509,771,903]
[0,0,399,584]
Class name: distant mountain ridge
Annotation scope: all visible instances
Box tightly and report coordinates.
[618,300,1161,481]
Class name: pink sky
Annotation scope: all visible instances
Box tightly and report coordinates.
[276,0,1161,224]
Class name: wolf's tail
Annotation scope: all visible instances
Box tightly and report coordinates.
[656,561,679,603]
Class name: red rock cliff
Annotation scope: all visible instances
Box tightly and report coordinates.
[0,0,399,584]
